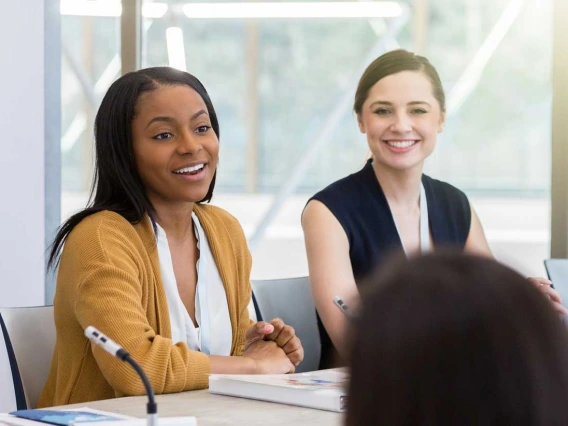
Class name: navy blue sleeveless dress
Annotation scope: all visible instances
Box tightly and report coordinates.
[308,159,472,367]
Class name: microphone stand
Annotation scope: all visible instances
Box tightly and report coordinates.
[85,326,158,426]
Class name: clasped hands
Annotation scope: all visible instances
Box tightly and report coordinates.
[242,318,304,374]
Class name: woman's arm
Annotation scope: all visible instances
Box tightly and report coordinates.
[68,215,293,397]
[75,265,295,395]
[464,204,567,315]
[302,200,359,360]
[464,206,493,256]
[74,262,211,395]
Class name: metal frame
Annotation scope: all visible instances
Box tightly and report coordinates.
[121,0,142,73]
[551,0,568,258]
[246,22,260,193]
[44,0,61,304]
[413,0,428,54]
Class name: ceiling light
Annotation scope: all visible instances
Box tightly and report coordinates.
[182,2,403,19]
[60,1,168,19]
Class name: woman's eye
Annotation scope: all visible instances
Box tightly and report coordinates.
[153,132,173,140]
[411,109,427,114]
[374,109,391,115]
[196,125,211,134]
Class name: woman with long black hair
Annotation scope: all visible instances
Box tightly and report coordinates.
[39,68,303,406]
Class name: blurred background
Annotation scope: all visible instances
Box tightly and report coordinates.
[60,0,552,279]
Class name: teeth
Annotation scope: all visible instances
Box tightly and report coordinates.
[174,163,205,174]
[386,140,416,148]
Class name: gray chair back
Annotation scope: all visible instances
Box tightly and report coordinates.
[251,277,321,373]
[0,306,55,408]
[0,311,22,411]
[544,259,568,320]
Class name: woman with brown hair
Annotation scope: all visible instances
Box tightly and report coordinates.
[347,253,568,426]
[302,49,565,368]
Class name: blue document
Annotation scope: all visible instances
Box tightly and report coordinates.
[9,410,124,426]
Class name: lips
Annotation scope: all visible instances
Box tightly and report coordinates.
[173,163,206,175]
[384,140,418,148]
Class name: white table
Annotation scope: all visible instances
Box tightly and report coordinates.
[55,390,343,426]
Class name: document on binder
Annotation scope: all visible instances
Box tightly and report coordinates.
[0,408,132,426]
[208,368,348,412]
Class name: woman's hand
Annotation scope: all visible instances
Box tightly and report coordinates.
[528,277,568,315]
[242,336,295,374]
[265,318,304,367]
[244,320,304,367]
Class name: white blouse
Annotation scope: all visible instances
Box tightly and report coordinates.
[156,212,232,356]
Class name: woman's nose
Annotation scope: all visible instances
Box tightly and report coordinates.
[176,130,202,155]
[389,113,413,133]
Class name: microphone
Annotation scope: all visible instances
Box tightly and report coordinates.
[85,326,157,426]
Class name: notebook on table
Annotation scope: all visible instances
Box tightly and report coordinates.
[208,368,348,412]
[0,409,196,426]
[0,408,132,426]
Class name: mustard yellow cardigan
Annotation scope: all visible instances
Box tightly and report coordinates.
[38,204,252,407]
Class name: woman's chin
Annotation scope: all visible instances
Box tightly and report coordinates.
[168,189,211,204]
[375,157,425,173]
[188,192,210,203]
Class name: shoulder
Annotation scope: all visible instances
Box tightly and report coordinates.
[307,164,370,218]
[305,168,369,246]
[56,211,147,298]
[302,197,342,232]
[64,211,144,264]
[68,211,135,244]
[76,210,134,229]
[423,175,470,207]
[310,168,364,205]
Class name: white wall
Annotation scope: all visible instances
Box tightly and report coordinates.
[0,1,46,306]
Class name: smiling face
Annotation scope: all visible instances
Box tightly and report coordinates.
[358,71,445,173]
[131,84,219,208]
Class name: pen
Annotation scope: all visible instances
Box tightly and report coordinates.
[333,296,356,320]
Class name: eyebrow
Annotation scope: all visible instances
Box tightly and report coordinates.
[369,101,432,107]
[145,109,209,129]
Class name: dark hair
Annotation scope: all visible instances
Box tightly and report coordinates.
[48,67,220,269]
[347,252,568,426]
[354,49,445,114]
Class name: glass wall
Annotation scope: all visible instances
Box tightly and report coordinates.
[61,0,553,277]
[60,1,121,214]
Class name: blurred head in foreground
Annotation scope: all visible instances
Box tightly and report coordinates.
[347,252,568,426]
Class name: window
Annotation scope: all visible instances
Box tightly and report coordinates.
[60,0,121,215]
[62,0,553,278]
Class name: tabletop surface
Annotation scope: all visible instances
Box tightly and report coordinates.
[54,389,344,426]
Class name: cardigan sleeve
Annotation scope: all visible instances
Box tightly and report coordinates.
[66,214,211,396]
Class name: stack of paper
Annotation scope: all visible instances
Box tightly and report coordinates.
[209,368,348,412]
